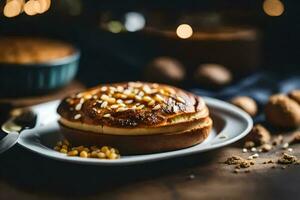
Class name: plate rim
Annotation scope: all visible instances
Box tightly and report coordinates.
[17,97,253,166]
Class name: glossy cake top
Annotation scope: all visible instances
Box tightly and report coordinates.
[57,82,209,128]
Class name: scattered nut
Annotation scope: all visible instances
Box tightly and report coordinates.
[225,156,243,165]
[282,142,289,149]
[245,124,271,146]
[144,57,185,85]
[278,153,298,165]
[53,139,120,160]
[225,156,251,169]
[260,143,272,152]
[272,135,284,146]
[251,147,257,152]
[290,131,300,145]
[265,94,300,128]
[194,63,232,88]
[230,96,258,117]
[244,141,255,149]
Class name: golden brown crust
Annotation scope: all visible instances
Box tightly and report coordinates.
[57,82,209,128]
[59,117,213,154]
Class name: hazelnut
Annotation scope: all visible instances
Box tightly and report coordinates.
[290,131,300,145]
[260,143,272,152]
[144,57,185,85]
[265,94,300,128]
[194,64,232,88]
[245,124,271,146]
[288,90,300,104]
[244,141,255,148]
[230,96,258,117]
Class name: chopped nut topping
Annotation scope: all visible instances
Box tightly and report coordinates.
[74,114,81,120]
[110,104,119,109]
[153,104,161,110]
[75,103,82,111]
[67,82,188,117]
[176,96,185,104]
[100,101,108,108]
[125,99,133,104]
[101,94,110,101]
[143,96,152,102]
[154,94,164,103]
[116,107,128,112]
[103,113,111,118]
[148,100,155,106]
[101,86,107,92]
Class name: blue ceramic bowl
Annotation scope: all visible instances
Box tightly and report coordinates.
[0,50,80,97]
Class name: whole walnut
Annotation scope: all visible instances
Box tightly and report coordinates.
[144,57,185,85]
[245,124,271,146]
[265,94,300,128]
[230,96,258,117]
[194,63,232,88]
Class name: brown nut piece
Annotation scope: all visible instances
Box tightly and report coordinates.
[290,131,300,145]
[265,94,300,128]
[289,90,300,104]
[230,96,258,117]
[245,124,271,146]
[194,64,232,88]
[144,57,185,85]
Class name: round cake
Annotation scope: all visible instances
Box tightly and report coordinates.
[0,37,75,64]
[57,82,212,154]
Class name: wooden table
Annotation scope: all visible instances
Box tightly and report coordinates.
[0,142,299,200]
[0,82,299,200]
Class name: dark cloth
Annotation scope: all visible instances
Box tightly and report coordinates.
[191,71,300,124]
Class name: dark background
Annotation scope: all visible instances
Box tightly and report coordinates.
[0,0,299,86]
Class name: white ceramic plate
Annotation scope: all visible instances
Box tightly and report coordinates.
[18,97,253,165]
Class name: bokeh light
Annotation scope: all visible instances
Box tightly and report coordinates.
[263,0,285,17]
[124,12,146,32]
[107,21,123,33]
[176,24,193,39]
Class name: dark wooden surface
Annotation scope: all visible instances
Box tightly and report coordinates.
[0,82,299,200]
[0,142,299,200]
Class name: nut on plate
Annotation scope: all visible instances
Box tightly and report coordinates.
[230,96,258,117]
[265,94,300,128]
[244,124,271,146]
[194,63,232,88]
